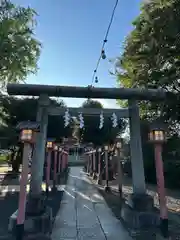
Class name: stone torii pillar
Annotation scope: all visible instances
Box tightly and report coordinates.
[124,100,154,220]
[128,100,146,195]
[26,94,49,215]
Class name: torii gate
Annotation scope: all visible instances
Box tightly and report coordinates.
[7,83,167,223]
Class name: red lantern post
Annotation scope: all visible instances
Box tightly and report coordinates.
[58,147,62,174]
[149,123,168,238]
[46,140,53,196]
[52,144,58,191]
[16,121,40,240]
[104,145,110,192]
[92,150,96,179]
[97,147,102,184]
[116,140,123,198]
[64,151,68,170]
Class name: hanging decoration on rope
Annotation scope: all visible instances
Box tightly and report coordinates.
[64,109,71,127]
[99,112,104,129]
[90,0,119,86]
[79,113,84,129]
[101,49,106,60]
[111,112,118,128]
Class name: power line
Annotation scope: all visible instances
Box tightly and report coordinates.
[91,0,119,86]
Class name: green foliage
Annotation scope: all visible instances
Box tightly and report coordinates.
[114,0,180,188]
[0,153,9,161]
[0,95,72,145]
[82,99,103,108]
[115,0,180,129]
[0,0,41,86]
[79,99,126,146]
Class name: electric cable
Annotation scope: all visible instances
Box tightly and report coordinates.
[83,0,119,142]
[91,0,119,86]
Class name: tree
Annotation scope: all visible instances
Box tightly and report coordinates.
[82,99,103,109]
[0,95,73,171]
[0,0,41,87]
[115,0,180,132]
[79,99,126,146]
[114,0,180,186]
[0,95,72,143]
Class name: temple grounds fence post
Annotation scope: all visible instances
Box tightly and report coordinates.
[46,140,53,196]
[116,139,123,198]
[97,147,102,185]
[104,145,110,192]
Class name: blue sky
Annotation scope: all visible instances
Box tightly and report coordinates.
[13,0,142,108]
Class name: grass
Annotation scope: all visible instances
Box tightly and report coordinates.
[0,154,8,162]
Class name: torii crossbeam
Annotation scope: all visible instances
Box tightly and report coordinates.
[7,83,167,100]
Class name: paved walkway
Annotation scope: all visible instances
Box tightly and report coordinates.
[51,167,132,240]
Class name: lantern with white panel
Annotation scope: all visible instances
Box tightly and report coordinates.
[148,126,166,143]
[18,121,40,144]
[46,141,53,149]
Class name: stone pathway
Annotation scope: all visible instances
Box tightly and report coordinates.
[51,166,132,240]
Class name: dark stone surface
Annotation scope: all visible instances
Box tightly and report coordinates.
[92,172,97,180]
[26,194,47,216]
[9,206,52,235]
[97,178,102,185]
[121,202,159,229]
[127,193,154,211]
[0,175,19,240]
[8,169,69,239]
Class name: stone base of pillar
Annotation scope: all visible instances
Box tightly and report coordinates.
[104,185,111,192]
[97,177,102,185]
[26,194,46,216]
[52,186,57,193]
[8,207,52,238]
[57,174,61,184]
[128,193,154,211]
[52,180,57,192]
[121,194,159,236]
[92,172,97,180]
